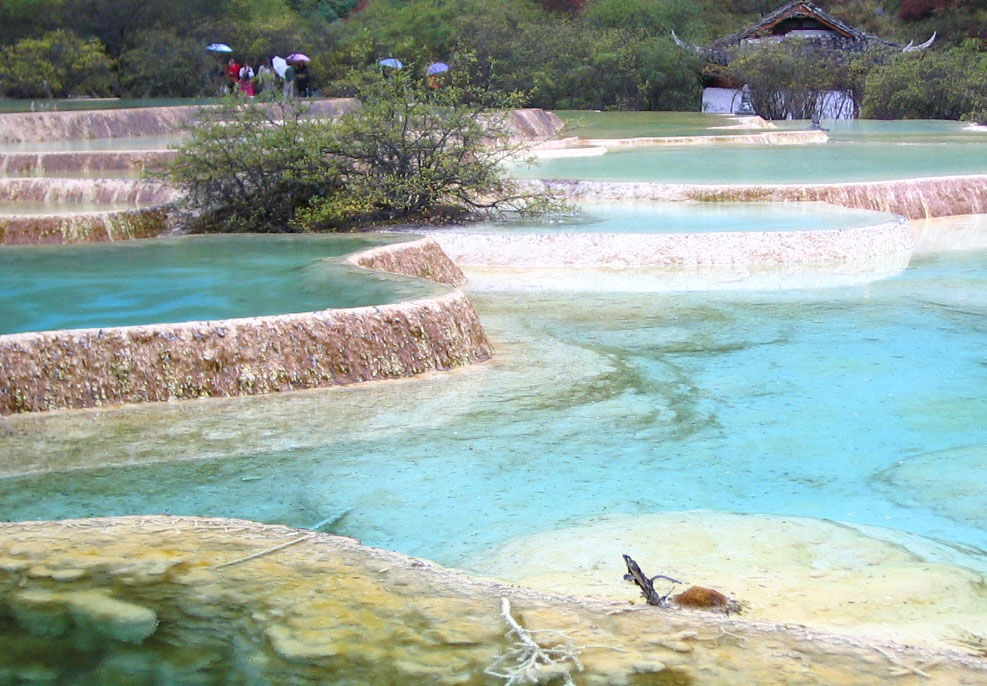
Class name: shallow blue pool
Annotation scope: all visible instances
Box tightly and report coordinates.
[519,117,987,184]
[469,201,893,234]
[2,246,986,573]
[0,234,437,334]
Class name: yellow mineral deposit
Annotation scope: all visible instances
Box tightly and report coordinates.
[2,516,986,685]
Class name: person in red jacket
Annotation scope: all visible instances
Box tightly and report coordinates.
[225,58,241,94]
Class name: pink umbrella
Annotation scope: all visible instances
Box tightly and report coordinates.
[286,53,311,62]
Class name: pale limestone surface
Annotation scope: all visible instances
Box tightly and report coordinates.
[2,516,986,685]
[0,177,177,206]
[911,213,987,253]
[0,149,176,175]
[536,176,987,220]
[582,130,829,147]
[427,217,914,291]
[529,128,825,160]
[463,511,987,652]
[0,99,360,144]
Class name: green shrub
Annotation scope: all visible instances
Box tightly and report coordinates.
[0,30,114,98]
[118,30,219,97]
[169,68,562,233]
[861,43,987,119]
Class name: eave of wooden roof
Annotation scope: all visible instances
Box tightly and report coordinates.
[710,1,900,49]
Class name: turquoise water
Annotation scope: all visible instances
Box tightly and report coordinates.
[470,201,894,234]
[520,141,987,183]
[558,110,982,140]
[0,234,437,334]
[521,117,987,183]
[555,110,810,138]
[2,246,986,570]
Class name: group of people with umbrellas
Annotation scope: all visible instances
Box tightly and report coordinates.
[207,43,311,98]
[379,58,449,89]
[207,43,451,97]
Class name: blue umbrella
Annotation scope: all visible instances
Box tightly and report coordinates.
[426,62,449,76]
[378,58,403,70]
[206,43,233,54]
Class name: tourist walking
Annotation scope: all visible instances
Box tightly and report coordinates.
[294,62,310,98]
[238,63,255,97]
[283,62,295,98]
[225,58,241,94]
[255,59,275,98]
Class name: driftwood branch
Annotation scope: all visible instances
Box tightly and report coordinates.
[622,554,682,607]
[485,597,584,686]
[211,534,314,570]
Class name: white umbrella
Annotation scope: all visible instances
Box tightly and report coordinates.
[272,56,288,78]
[206,43,233,54]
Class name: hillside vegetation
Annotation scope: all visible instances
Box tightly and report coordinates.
[0,0,984,118]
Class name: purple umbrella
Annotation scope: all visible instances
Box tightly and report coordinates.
[286,53,311,63]
[426,62,449,76]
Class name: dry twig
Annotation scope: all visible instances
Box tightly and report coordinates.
[485,597,584,686]
[211,534,314,570]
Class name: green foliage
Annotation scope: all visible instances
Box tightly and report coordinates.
[895,0,987,44]
[724,43,872,119]
[290,0,359,22]
[169,98,339,232]
[328,0,701,111]
[169,69,562,233]
[861,42,987,119]
[0,0,982,115]
[0,30,114,98]
[118,30,219,97]
[582,0,699,35]
[0,0,63,46]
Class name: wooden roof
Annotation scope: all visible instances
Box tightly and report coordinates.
[710,1,898,50]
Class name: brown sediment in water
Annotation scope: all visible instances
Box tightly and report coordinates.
[910,213,987,253]
[538,176,987,220]
[0,515,984,686]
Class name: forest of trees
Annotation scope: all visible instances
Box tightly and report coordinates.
[0,0,984,119]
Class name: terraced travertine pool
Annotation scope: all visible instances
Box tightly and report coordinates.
[519,114,987,183]
[2,239,986,565]
[0,234,436,334]
[2,111,987,683]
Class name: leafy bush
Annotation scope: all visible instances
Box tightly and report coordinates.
[118,30,219,97]
[723,43,869,120]
[861,42,987,119]
[0,30,114,98]
[169,68,562,233]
